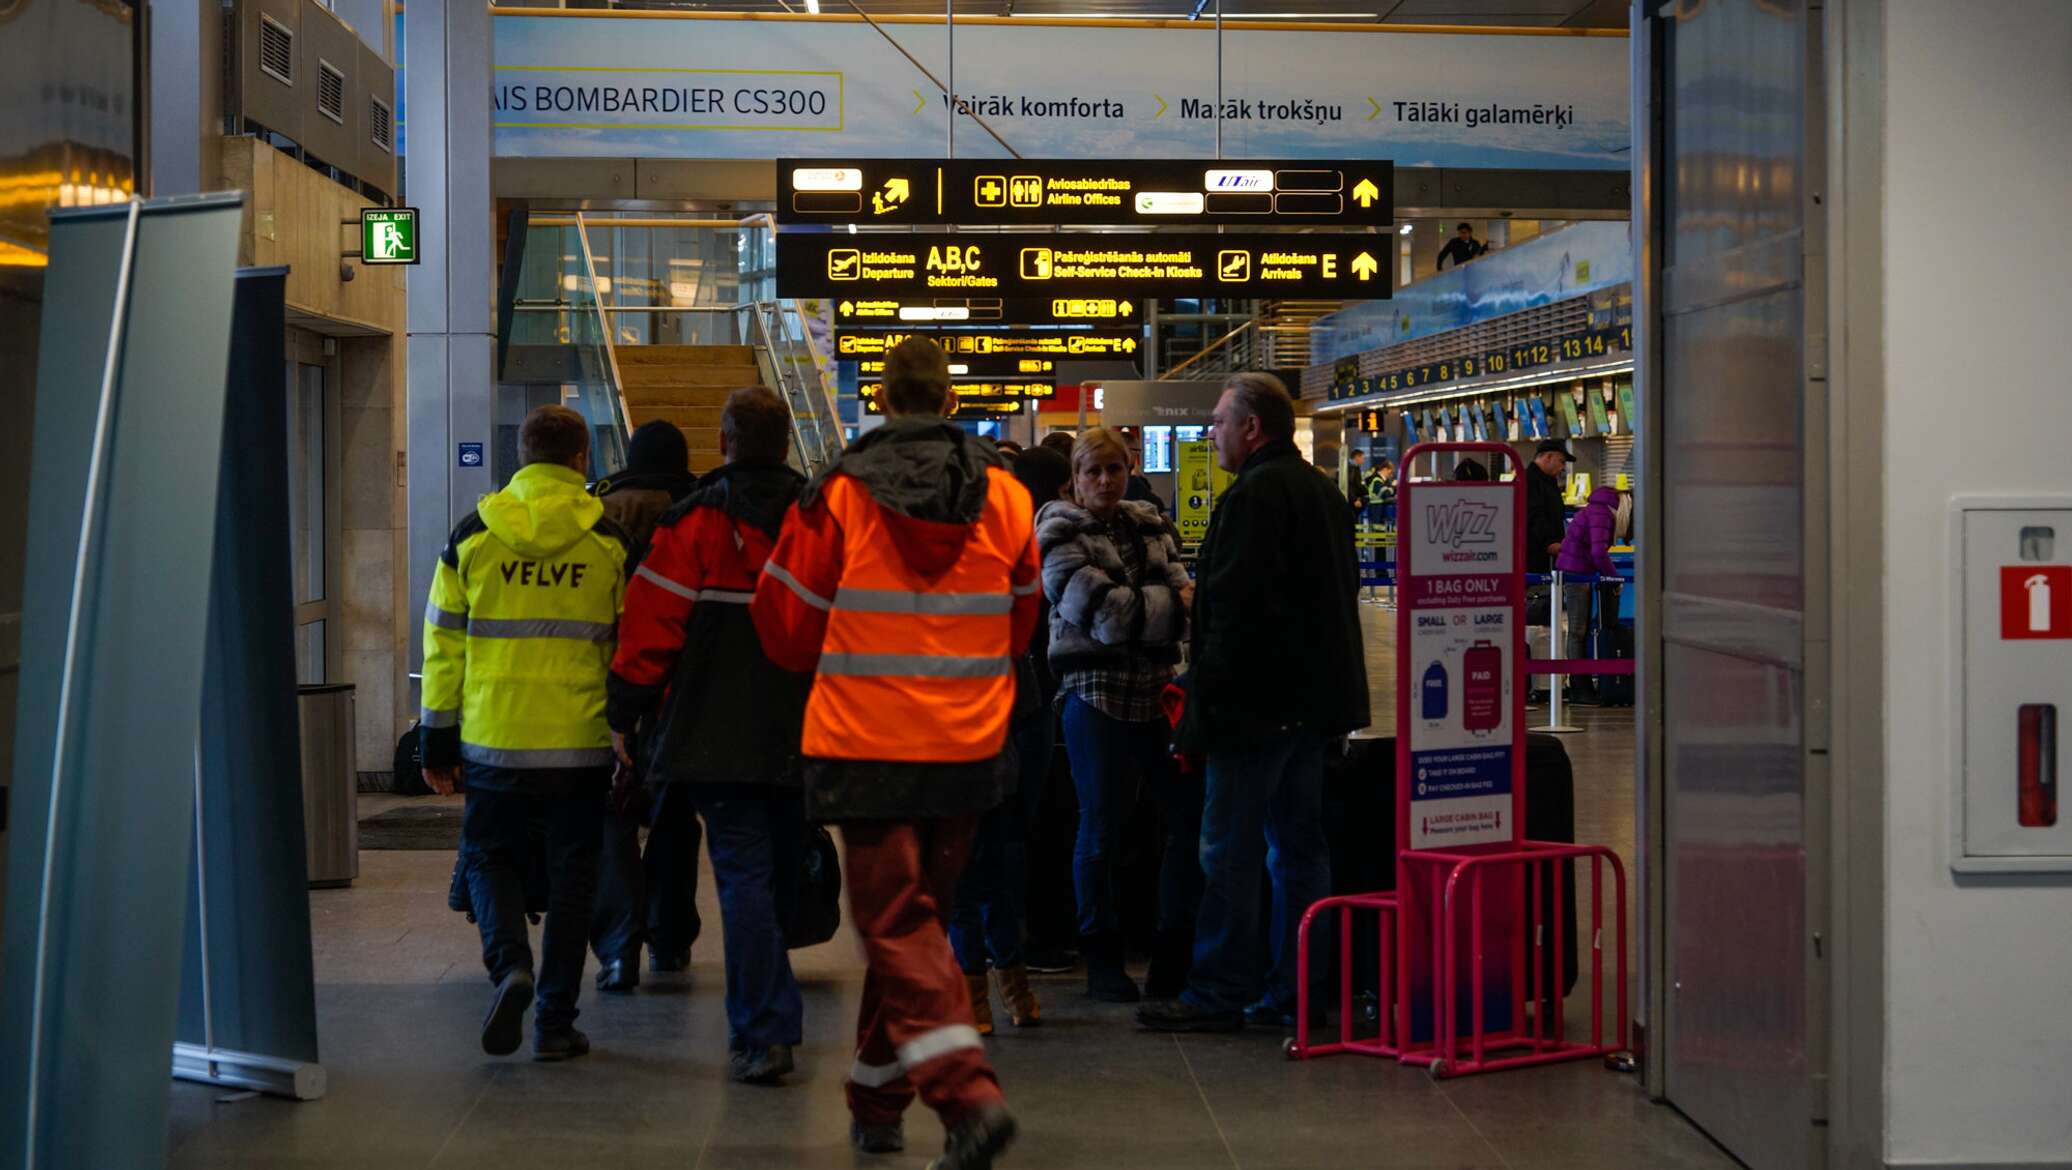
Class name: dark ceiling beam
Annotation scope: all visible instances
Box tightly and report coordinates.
[1395,167,1631,219]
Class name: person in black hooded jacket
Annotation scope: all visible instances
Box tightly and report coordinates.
[608,387,812,1084]
[1140,372,1369,1034]
[588,418,704,994]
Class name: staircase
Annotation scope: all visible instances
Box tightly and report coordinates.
[1257,300,1344,369]
[613,344,763,474]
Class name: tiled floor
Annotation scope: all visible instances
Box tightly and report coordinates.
[166,606,1728,1170]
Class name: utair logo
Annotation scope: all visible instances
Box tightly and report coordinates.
[1425,501,1500,549]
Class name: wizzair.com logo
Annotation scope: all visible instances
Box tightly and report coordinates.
[1425,501,1501,563]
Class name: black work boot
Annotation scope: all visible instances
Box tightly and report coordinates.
[480,970,534,1056]
[928,1101,1018,1170]
[1143,929,1194,1000]
[729,1045,795,1085]
[1137,998,1244,1033]
[1082,935,1141,1004]
[532,1026,591,1062]
[594,956,639,994]
[851,1119,905,1155]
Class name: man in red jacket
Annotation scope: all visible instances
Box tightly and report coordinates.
[753,337,1035,1170]
[607,387,813,1084]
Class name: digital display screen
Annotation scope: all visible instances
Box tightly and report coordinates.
[1141,426,1174,473]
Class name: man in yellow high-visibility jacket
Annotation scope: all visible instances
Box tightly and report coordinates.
[421,404,633,1062]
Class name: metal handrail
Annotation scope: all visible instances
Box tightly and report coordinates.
[571,211,635,444]
[531,213,844,472]
[1164,317,1258,380]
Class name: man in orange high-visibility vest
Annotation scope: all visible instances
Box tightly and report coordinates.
[754,337,1036,1170]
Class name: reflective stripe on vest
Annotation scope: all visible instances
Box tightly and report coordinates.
[466,617,616,642]
[764,561,833,610]
[637,564,753,604]
[462,743,614,768]
[833,586,1013,616]
[421,706,459,729]
[818,651,1013,678]
[425,601,467,630]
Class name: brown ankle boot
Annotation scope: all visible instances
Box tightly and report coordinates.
[965,972,995,1036]
[995,963,1041,1028]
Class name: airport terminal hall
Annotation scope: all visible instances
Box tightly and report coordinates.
[4,1,2070,1168]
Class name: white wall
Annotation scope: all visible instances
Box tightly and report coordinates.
[1882,2,2072,1163]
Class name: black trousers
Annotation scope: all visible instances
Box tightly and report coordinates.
[462,783,606,1031]
[592,782,704,964]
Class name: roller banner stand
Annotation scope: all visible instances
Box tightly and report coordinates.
[1287,441,1630,1080]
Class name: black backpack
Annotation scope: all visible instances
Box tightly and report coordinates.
[392,724,432,796]
[785,826,842,949]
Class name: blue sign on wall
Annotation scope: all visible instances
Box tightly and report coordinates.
[457,442,484,468]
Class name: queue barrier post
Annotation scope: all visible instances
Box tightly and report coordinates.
[1533,570,1581,733]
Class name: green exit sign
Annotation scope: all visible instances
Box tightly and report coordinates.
[360,207,420,265]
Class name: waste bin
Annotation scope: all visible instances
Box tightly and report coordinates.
[298,683,359,888]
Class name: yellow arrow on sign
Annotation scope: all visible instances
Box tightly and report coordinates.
[912,89,927,115]
[1367,97,1382,122]
[1152,94,1169,119]
[839,301,854,315]
[872,177,911,215]
[1351,252,1380,281]
[1124,337,1137,353]
[1119,301,1134,316]
[1352,178,1380,209]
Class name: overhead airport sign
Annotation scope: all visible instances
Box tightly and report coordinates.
[780,233,1392,300]
[780,159,1392,226]
[835,297,1138,326]
[860,379,1058,401]
[837,330,1141,375]
[861,381,1049,418]
[493,15,1630,170]
[864,396,1028,418]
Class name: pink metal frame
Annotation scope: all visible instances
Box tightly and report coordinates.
[1395,842,1628,1078]
[1289,894,1399,1060]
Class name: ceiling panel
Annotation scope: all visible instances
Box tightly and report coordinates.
[577,0,1626,27]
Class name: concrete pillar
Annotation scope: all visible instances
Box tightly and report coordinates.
[404,0,495,683]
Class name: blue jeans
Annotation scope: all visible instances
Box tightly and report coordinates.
[460,783,606,1032]
[592,782,704,965]
[1061,692,1202,942]
[694,789,806,1050]
[1182,730,1330,1015]
[950,705,1054,973]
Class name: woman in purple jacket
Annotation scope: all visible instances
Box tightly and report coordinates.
[1555,486,1623,694]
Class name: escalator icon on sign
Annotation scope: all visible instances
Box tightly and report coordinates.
[1217,250,1251,282]
[1020,248,1054,280]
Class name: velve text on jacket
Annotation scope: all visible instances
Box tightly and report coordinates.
[499,561,592,588]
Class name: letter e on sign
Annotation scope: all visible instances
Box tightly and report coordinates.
[2001,565,2072,639]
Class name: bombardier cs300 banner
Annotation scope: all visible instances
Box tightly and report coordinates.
[492,13,1628,168]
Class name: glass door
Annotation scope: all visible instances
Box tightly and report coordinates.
[285,330,342,686]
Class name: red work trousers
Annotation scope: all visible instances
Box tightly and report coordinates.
[841,815,1005,1128]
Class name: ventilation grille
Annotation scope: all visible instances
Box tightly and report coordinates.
[368,97,392,152]
[316,60,346,124]
[258,14,294,86]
